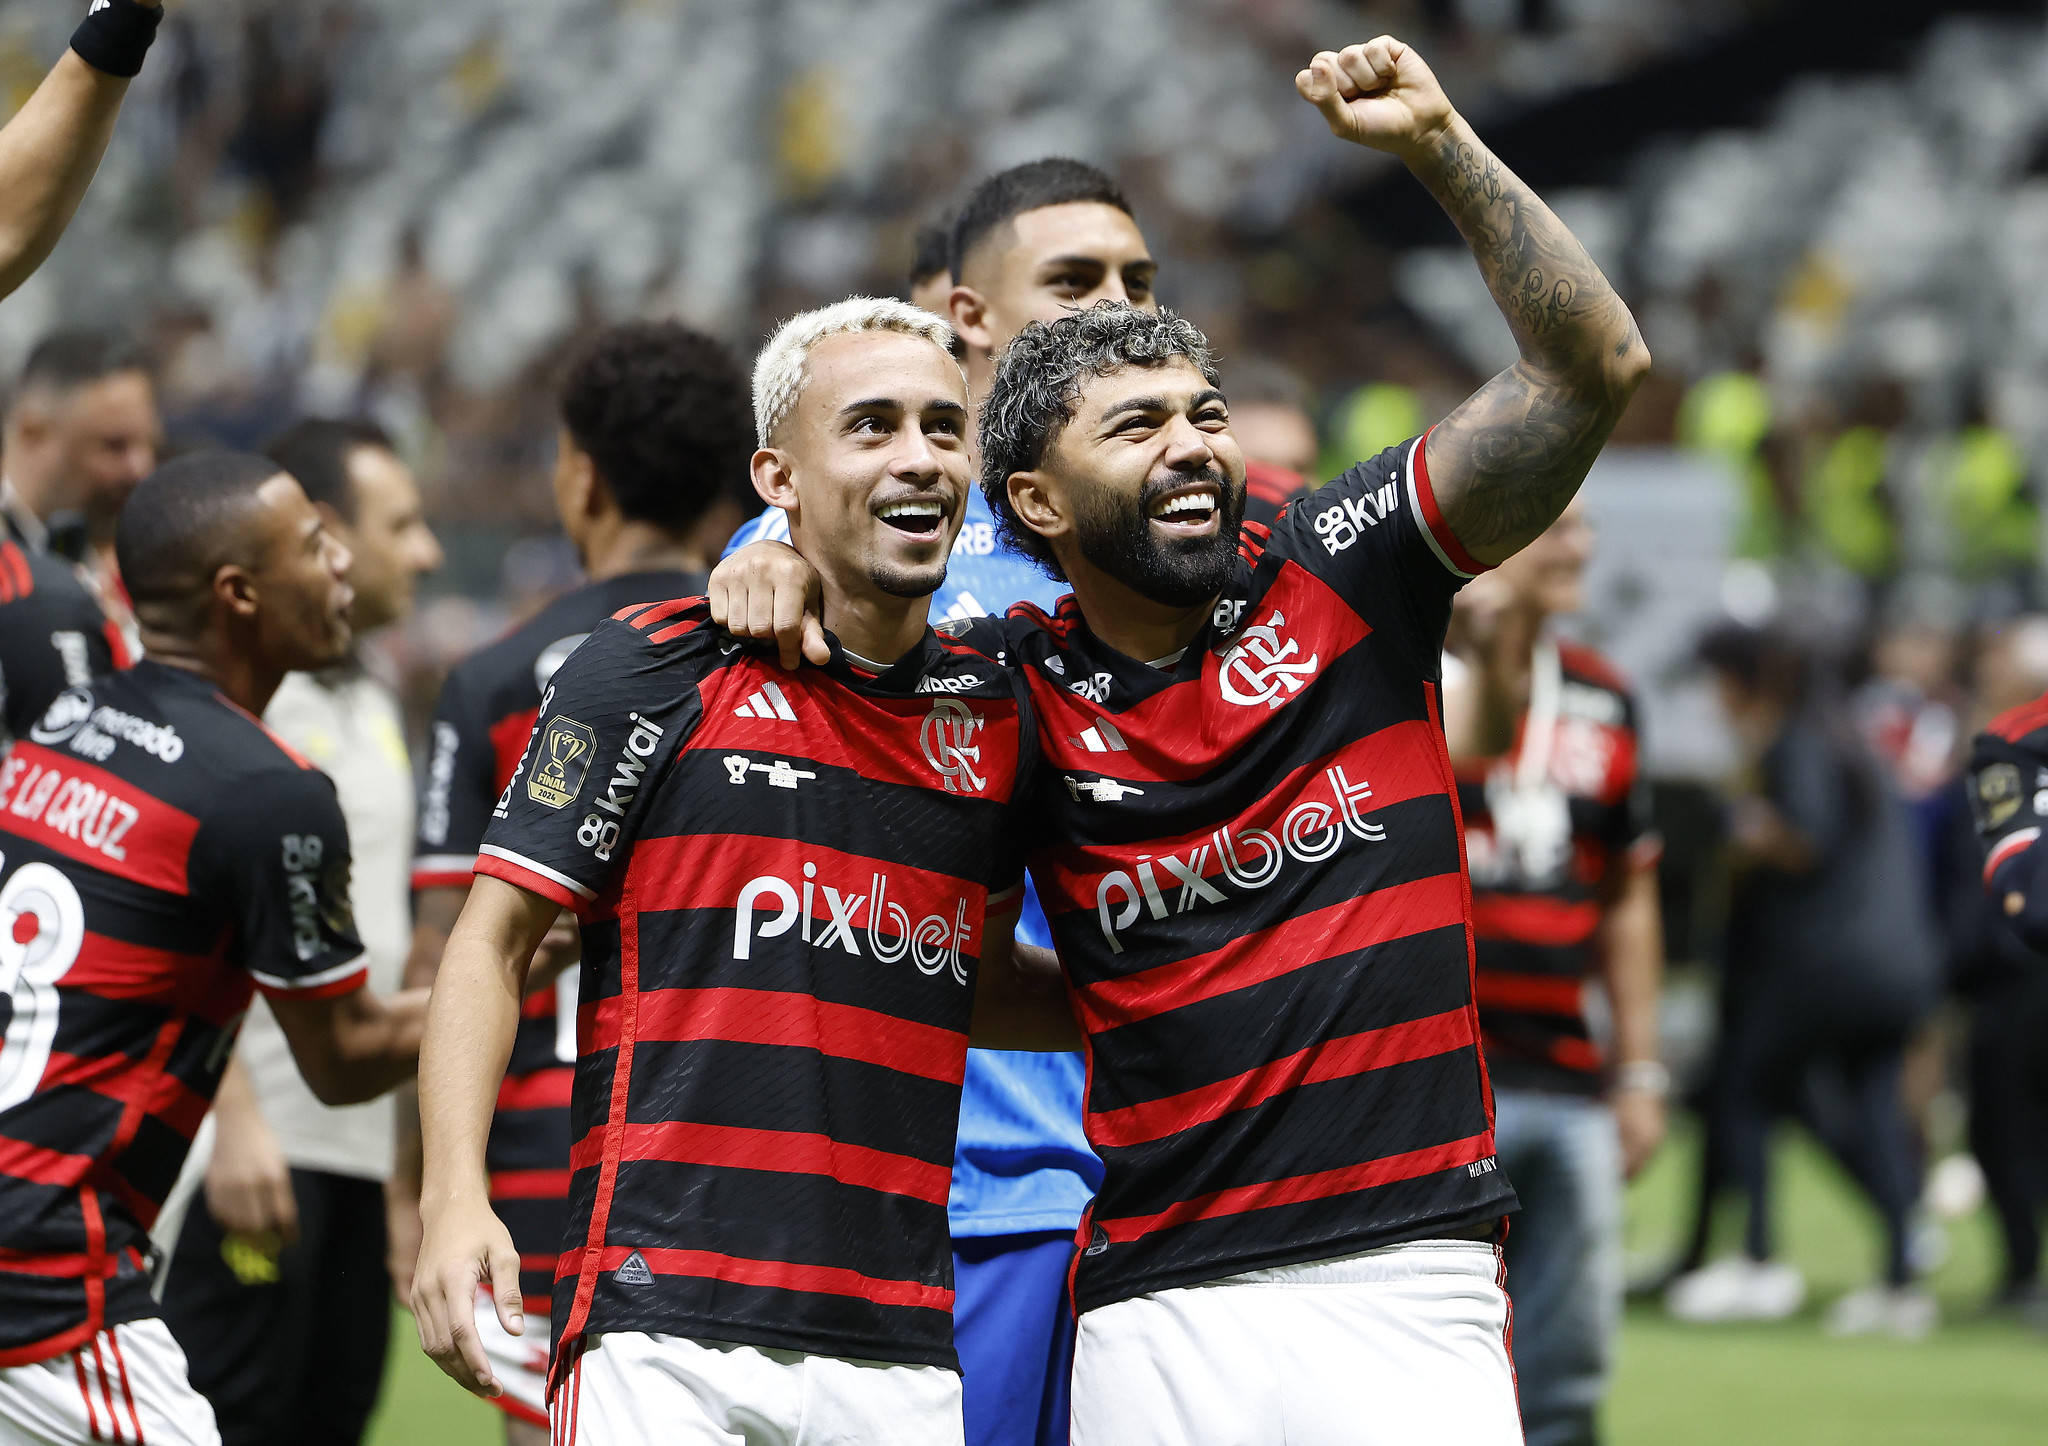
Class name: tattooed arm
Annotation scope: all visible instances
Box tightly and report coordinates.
[1298,38,1648,567]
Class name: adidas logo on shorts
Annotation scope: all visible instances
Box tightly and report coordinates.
[614,1251,654,1286]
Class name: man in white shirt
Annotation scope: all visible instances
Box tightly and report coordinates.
[159,419,443,1446]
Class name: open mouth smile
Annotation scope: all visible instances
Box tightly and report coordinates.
[1145,482,1221,537]
[875,496,948,542]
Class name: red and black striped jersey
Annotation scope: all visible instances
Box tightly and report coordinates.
[1454,643,1656,1096]
[474,599,1033,1381]
[969,434,1518,1314]
[0,538,129,744]
[1242,459,1310,533]
[0,662,363,1364]
[412,569,702,1316]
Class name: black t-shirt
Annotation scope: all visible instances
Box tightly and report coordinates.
[0,662,362,1364]
[970,434,1517,1314]
[0,538,123,744]
[477,598,1033,1381]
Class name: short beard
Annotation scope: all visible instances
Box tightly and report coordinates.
[1073,466,1245,608]
[867,557,948,600]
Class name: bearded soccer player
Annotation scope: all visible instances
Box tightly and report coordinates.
[0,452,427,1443]
[413,298,1074,1445]
[724,159,1303,1446]
[716,37,1647,1446]
[401,321,754,1441]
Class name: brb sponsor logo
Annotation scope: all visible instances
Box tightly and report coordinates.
[920,698,985,794]
[1093,764,1384,953]
[1217,609,1318,709]
[732,863,972,983]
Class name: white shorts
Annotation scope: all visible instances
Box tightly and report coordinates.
[0,1319,220,1446]
[1071,1240,1521,1446]
[551,1332,963,1446]
[471,1287,551,1429]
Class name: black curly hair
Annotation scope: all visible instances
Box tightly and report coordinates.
[558,321,754,533]
[979,302,1218,580]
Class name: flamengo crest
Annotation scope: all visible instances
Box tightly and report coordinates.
[1218,609,1318,709]
[920,697,985,793]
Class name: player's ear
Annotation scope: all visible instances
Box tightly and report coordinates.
[948,284,993,357]
[750,447,798,518]
[211,561,259,619]
[1007,469,1067,546]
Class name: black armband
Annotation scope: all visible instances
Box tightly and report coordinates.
[69,0,163,80]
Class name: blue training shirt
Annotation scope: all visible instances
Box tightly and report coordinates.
[722,498,1103,1237]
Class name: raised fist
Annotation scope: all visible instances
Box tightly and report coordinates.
[1295,37,1454,160]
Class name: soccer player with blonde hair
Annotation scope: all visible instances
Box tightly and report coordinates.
[411,299,1074,1444]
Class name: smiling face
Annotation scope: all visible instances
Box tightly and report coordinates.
[754,329,972,605]
[1018,356,1246,608]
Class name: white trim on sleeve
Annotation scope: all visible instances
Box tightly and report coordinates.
[1402,437,1479,581]
[249,956,369,994]
[478,844,599,901]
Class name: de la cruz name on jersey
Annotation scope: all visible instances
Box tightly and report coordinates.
[971,434,1518,1314]
[412,570,703,1318]
[473,598,1034,1386]
[0,663,363,1363]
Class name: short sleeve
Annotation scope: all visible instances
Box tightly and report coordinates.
[412,662,499,890]
[1610,690,1660,867]
[197,767,365,999]
[1969,730,2047,882]
[476,616,705,909]
[1267,433,1472,676]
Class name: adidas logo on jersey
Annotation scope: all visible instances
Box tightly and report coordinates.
[735,682,797,721]
[614,1251,654,1286]
[1071,717,1128,753]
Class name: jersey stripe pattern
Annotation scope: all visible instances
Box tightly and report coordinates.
[983,435,1517,1314]
[472,600,1031,1384]
[1456,644,1656,1095]
[0,539,125,745]
[0,663,363,1363]
[412,570,703,1317]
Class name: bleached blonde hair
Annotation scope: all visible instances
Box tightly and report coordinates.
[751,297,959,447]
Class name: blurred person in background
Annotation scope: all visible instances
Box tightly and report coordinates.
[1957,616,2048,1325]
[1672,624,1939,1337]
[1443,502,1665,1446]
[402,322,754,1444]
[0,331,162,641]
[0,332,161,740]
[722,158,1154,1446]
[159,421,443,1446]
[1212,356,1315,527]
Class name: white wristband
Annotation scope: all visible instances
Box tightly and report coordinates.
[1613,1059,1671,1098]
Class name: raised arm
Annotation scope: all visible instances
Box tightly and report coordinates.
[1298,37,1648,567]
[0,2,165,300]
